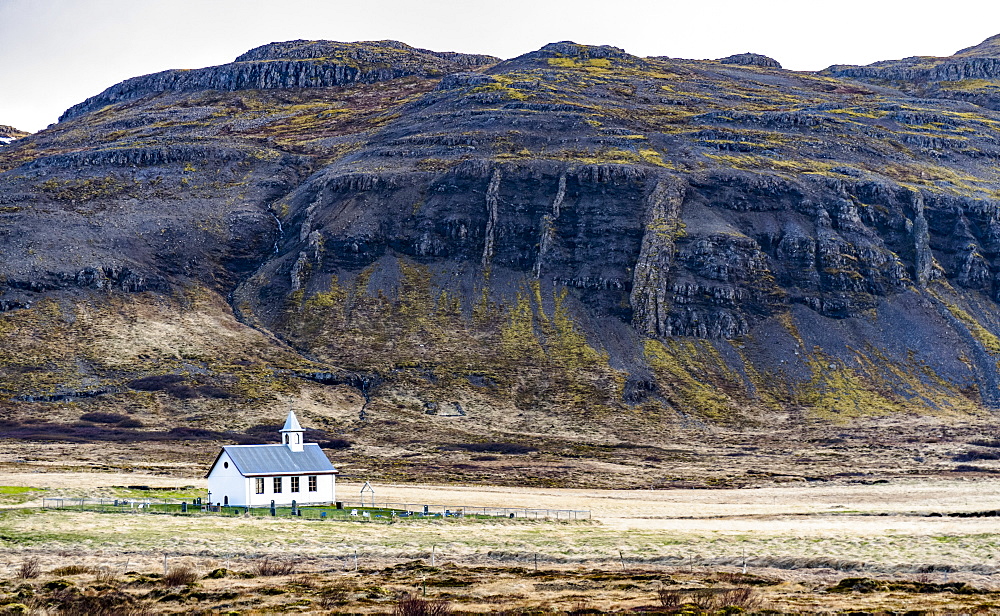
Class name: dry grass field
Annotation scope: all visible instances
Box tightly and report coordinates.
[3,473,1000,613]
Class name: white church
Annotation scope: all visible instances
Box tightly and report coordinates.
[205,411,337,507]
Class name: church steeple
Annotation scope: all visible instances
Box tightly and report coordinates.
[280,410,304,452]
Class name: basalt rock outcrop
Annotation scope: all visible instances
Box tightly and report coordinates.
[60,40,498,121]
[826,33,1000,110]
[5,34,1000,451]
[0,125,27,146]
[718,52,782,69]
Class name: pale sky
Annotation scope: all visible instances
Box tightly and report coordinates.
[2,0,999,133]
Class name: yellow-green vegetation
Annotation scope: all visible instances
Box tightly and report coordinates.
[0,288,318,429]
[548,57,613,71]
[795,353,903,421]
[865,347,983,417]
[828,107,891,120]
[704,153,843,176]
[500,292,544,362]
[644,339,744,421]
[876,161,993,196]
[528,147,674,168]
[415,158,454,172]
[771,313,978,420]
[39,176,132,202]
[0,486,45,505]
[501,284,615,410]
[0,299,90,395]
[939,79,1000,91]
[647,217,686,242]
[283,261,620,414]
[470,80,530,101]
[942,301,1000,354]
[773,313,898,420]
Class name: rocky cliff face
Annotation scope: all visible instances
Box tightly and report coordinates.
[718,53,782,68]
[59,40,498,121]
[826,34,1000,110]
[0,125,28,146]
[5,35,1000,483]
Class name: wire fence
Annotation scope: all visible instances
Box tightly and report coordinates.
[40,498,590,521]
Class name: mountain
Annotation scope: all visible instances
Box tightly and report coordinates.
[4,37,1000,486]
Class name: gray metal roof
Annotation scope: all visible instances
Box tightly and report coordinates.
[222,443,336,476]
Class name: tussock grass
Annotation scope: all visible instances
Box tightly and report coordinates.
[162,565,199,586]
[394,593,452,616]
[16,557,41,579]
[250,556,296,577]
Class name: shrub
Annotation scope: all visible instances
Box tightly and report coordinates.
[713,587,762,610]
[319,585,350,608]
[127,375,231,399]
[16,557,40,579]
[94,567,119,585]
[48,588,151,616]
[448,442,536,455]
[969,438,1000,448]
[166,427,218,439]
[79,412,128,424]
[953,449,1000,462]
[659,587,761,611]
[694,587,762,610]
[51,565,92,576]
[320,439,351,449]
[953,464,990,472]
[710,571,781,586]
[394,593,451,616]
[251,557,296,577]
[197,385,233,399]
[162,565,199,587]
[658,589,682,608]
[128,374,185,391]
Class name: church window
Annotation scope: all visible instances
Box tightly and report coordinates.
[273,477,282,493]
[308,476,317,491]
[255,478,264,494]
[290,476,300,492]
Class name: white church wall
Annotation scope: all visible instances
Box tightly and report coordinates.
[247,473,336,507]
[206,452,249,506]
